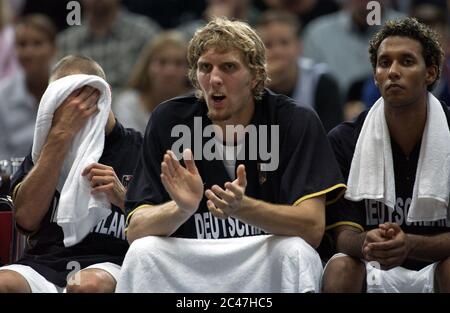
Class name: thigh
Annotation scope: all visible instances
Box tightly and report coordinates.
[66,264,118,293]
[0,264,59,293]
[365,262,436,293]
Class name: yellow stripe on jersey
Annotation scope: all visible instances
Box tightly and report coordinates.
[326,221,364,233]
[293,183,346,206]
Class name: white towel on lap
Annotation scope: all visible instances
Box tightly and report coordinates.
[116,235,323,293]
[32,74,111,247]
[345,93,450,222]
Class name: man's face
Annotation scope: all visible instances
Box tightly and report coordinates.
[257,21,300,86]
[15,25,55,77]
[374,36,437,108]
[148,44,188,91]
[196,48,256,125]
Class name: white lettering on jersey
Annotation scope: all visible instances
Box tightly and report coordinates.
[192,212,265,239]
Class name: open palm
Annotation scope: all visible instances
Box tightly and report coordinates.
[160,149,203,214]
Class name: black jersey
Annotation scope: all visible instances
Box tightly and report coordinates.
[125,89,345,239]
[326,102,450,270]
[9,121,142,287]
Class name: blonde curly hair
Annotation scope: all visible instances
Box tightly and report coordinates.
[187,17,268,101]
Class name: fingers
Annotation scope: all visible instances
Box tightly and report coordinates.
[211,185,235,203]
[82,163,110,176]
[207,200,228,219]
[90,175,114,188]
[183,149,199,175]
[166,150,182,174]
[160,173,175,195]
[205,189,228,210]
[82,164,115,181]
[224,182,244,200]
[367,237,404,251]
[78,86,98,102]
[364,229,386,244]
[91,182,114,194]
[236,164,247,187]
[366,245,405,260]
[162,154,176,178]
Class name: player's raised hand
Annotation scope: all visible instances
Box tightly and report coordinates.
[160,149,203,215]
[51,86,100,140]
[205,164,247,219]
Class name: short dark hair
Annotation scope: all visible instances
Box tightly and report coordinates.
[50,55,106,82]
[368,17,444,91]
[15,14,57,44]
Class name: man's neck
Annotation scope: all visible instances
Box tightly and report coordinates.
[385,101,427,157]
[213,104,255,144]
[27,74,49,104]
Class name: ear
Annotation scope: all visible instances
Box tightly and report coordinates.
[250,73,258,90]
[425,65,438,87]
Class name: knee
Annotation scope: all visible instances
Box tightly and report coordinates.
[66,270,116,293]
[0,270,31,293]
[127,236,161,258]
[435,257,450,293]
[270,236,319,260]
[322,255,365,293]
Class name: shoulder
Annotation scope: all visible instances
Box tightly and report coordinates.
[328,110,368,148]
[115,120,143,147]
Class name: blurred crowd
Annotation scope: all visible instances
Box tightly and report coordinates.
[1,0,450,162]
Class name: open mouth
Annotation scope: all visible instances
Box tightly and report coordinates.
[212,94,226,101]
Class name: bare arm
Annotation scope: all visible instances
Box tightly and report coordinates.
[236,195,325,248]
[407,232,450,262]
[333,225,367,259]
[205,164,326,248]
[126,201,192,243]
[14,87,100,231]
[369,223,450,264]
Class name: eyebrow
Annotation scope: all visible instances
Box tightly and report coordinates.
[378,51,418,59]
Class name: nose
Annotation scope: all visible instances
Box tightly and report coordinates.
[209,67,223,87]
[388,61,401,80]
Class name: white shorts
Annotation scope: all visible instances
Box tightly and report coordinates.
[325,253,437,293]
[0,262,121,293]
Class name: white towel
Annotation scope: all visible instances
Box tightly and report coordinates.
[115,235,323,293]
[32,74,111,247]
[345,92,450,222]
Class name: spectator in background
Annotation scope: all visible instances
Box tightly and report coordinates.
[57,0,160,92]
[0,14,57,160]
[113,31,191,134]
[258,0,340,30]
[177,0,260,41]
[256,10,342,131]
[0,0,18,82]
[302,0,404,100]
[121,0,207,29]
